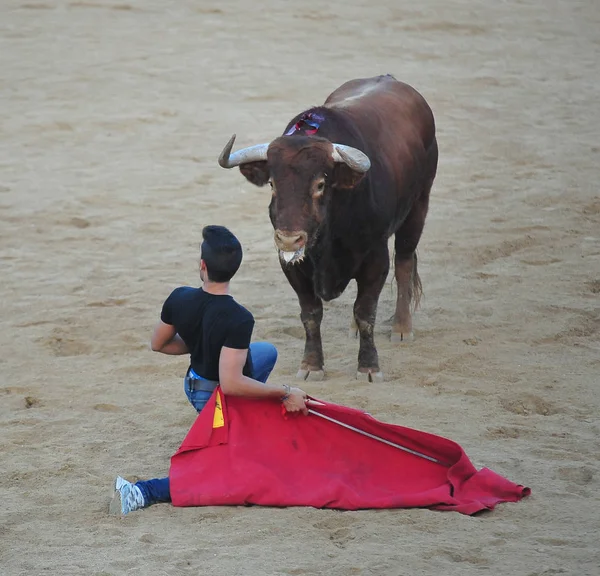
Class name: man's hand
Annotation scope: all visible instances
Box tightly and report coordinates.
[283,386,309,415]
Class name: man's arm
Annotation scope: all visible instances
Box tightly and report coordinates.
[219,346,308,413]
[150,321,189,355]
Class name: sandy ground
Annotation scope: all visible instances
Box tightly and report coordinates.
[1,0,599,574]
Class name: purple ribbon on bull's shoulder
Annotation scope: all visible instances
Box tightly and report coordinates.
[285,112,325,136]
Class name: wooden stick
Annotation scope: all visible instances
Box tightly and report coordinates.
[307,408,443,465]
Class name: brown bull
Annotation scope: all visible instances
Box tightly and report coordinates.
[218,74,438,382]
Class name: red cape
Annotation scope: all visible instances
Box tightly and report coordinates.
[169,389,530,515]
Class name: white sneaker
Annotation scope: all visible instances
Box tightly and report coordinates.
[109,476,146,515]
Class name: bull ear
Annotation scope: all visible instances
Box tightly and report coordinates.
[239,161,270,187]
[332,164,366,190]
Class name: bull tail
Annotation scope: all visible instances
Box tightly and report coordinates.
[389,249,423,312]
[410,251,423,312]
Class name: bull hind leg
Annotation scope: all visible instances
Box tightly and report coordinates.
[391,252,420,342]
[353,245,390,383]
[391,182,432,343]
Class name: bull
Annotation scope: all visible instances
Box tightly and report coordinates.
[218,74,438,382]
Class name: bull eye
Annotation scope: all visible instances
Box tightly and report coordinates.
[315,180,325,196]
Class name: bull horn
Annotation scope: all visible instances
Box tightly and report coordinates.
[218,134,270,169]
[331,144,371,173]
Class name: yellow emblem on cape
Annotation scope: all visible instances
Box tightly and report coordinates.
[213,391,224,428]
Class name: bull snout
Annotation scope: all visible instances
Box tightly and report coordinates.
[274,230,307,252]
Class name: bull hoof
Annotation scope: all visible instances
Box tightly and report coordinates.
[391,331,414,344]
[356,370,384,383]
[297,368,325,382]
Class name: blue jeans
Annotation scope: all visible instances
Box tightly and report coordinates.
[183,342,278,413]
[136,342,278,507]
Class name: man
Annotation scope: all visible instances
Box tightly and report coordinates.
[110,225,308,515]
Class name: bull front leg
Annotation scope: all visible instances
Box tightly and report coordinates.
[281,260,325,382]
[353,244,390,383]
[297,293,324,381]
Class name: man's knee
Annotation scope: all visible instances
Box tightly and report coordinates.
[265,342,278,363]
[250,341,278,368]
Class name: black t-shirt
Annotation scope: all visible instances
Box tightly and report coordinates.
[160,287,254,381]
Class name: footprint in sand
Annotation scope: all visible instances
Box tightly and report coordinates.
[535,310,599,344]
[556,466,594,485]
[435,548,490,566]
[93,404,121,412]
[68,217,91,229]
[500,394,560,416]
[473,235,538,266]
[328,527,356,549]
[139,534,156,544]
[485,426,525,439]
[42,334,92,357]
[281,326,306,340]
[37,328,92,357]
[313,515,359,549]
